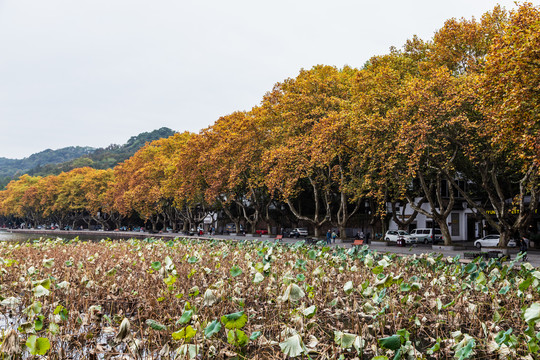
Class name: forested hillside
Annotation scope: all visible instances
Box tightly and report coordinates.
[0,127,176,188]
[0,147,95,187]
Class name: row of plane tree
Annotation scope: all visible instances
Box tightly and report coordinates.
[1,4,538,246]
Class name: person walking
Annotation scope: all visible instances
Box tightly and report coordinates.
[520,236,529,261]
[331,230,337,244]
[326,230,332,245]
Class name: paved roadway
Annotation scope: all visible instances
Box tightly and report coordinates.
[3,229,539,267]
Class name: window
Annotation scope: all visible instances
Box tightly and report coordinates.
[451,213,460,237]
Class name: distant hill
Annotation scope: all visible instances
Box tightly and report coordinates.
[0,127,176,189]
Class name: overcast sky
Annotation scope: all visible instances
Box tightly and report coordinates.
[0,0,520,159]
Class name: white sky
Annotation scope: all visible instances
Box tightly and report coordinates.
[0,0,521,159]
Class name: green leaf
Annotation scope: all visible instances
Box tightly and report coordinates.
[400,283,411,292]
[465,263,477,274]
[230,265,243,277]
[519,277,533,292]
[187,256,199,264]
[172,325,196,341]
[426,338,441,355]
[334,331,357,349]
[151,261,162,271]
[179,310,193,324]
[378,335,401,351]
[455,338,475,360]
[307,249,317,260]
[164,275,177,286]
[344,281,354,295]
[499,286,510,295]
[227,329,249,347]
[250,331,262,340]
[372,265,384,274]
[26,335,50,355]
[303,305,317,318]
[221,311,247,329]
[146,319,167,331]
[34,315,44,331]
[204,320,221,338]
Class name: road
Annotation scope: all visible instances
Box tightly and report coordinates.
[3,229,538,267]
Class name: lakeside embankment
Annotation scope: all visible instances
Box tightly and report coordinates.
[3,228,539,267]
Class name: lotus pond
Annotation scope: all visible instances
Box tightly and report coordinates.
[0,237,540,359]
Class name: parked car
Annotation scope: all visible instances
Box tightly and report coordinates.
[409,228,443,244]
[255,229,268,235]
[294,228,308,237]
[286,228,308,238]
[474,235,516,249]
[384,230,415,244]
[225,223,244,234]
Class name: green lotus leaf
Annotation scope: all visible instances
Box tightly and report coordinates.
[204,320,221,338]
[455,338,475,360]
[34,315,44,331]
[303,305,316,318]
[227,329,249,347]
[334,331,357,349]
[32,279,51,290]
[344,281,354,295]
[230,265,243,277]
[187,256,199,264]
[179,309,193,324]
[400,283,411,292]
[151,261,162,271]
[250,331,262,340]
[26,335,50,355]
[146,319,167,331]
[164,275,177,286]
[378,335,401,351]
[172,325,196,341]
[221,311,247,329]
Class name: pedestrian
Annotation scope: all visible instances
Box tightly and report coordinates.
[331,231,337,244]
[520,236,529,261]
[366,232,371,244]
[326,230,332,245]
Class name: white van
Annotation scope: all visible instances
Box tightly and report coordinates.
[410,228,443,244]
